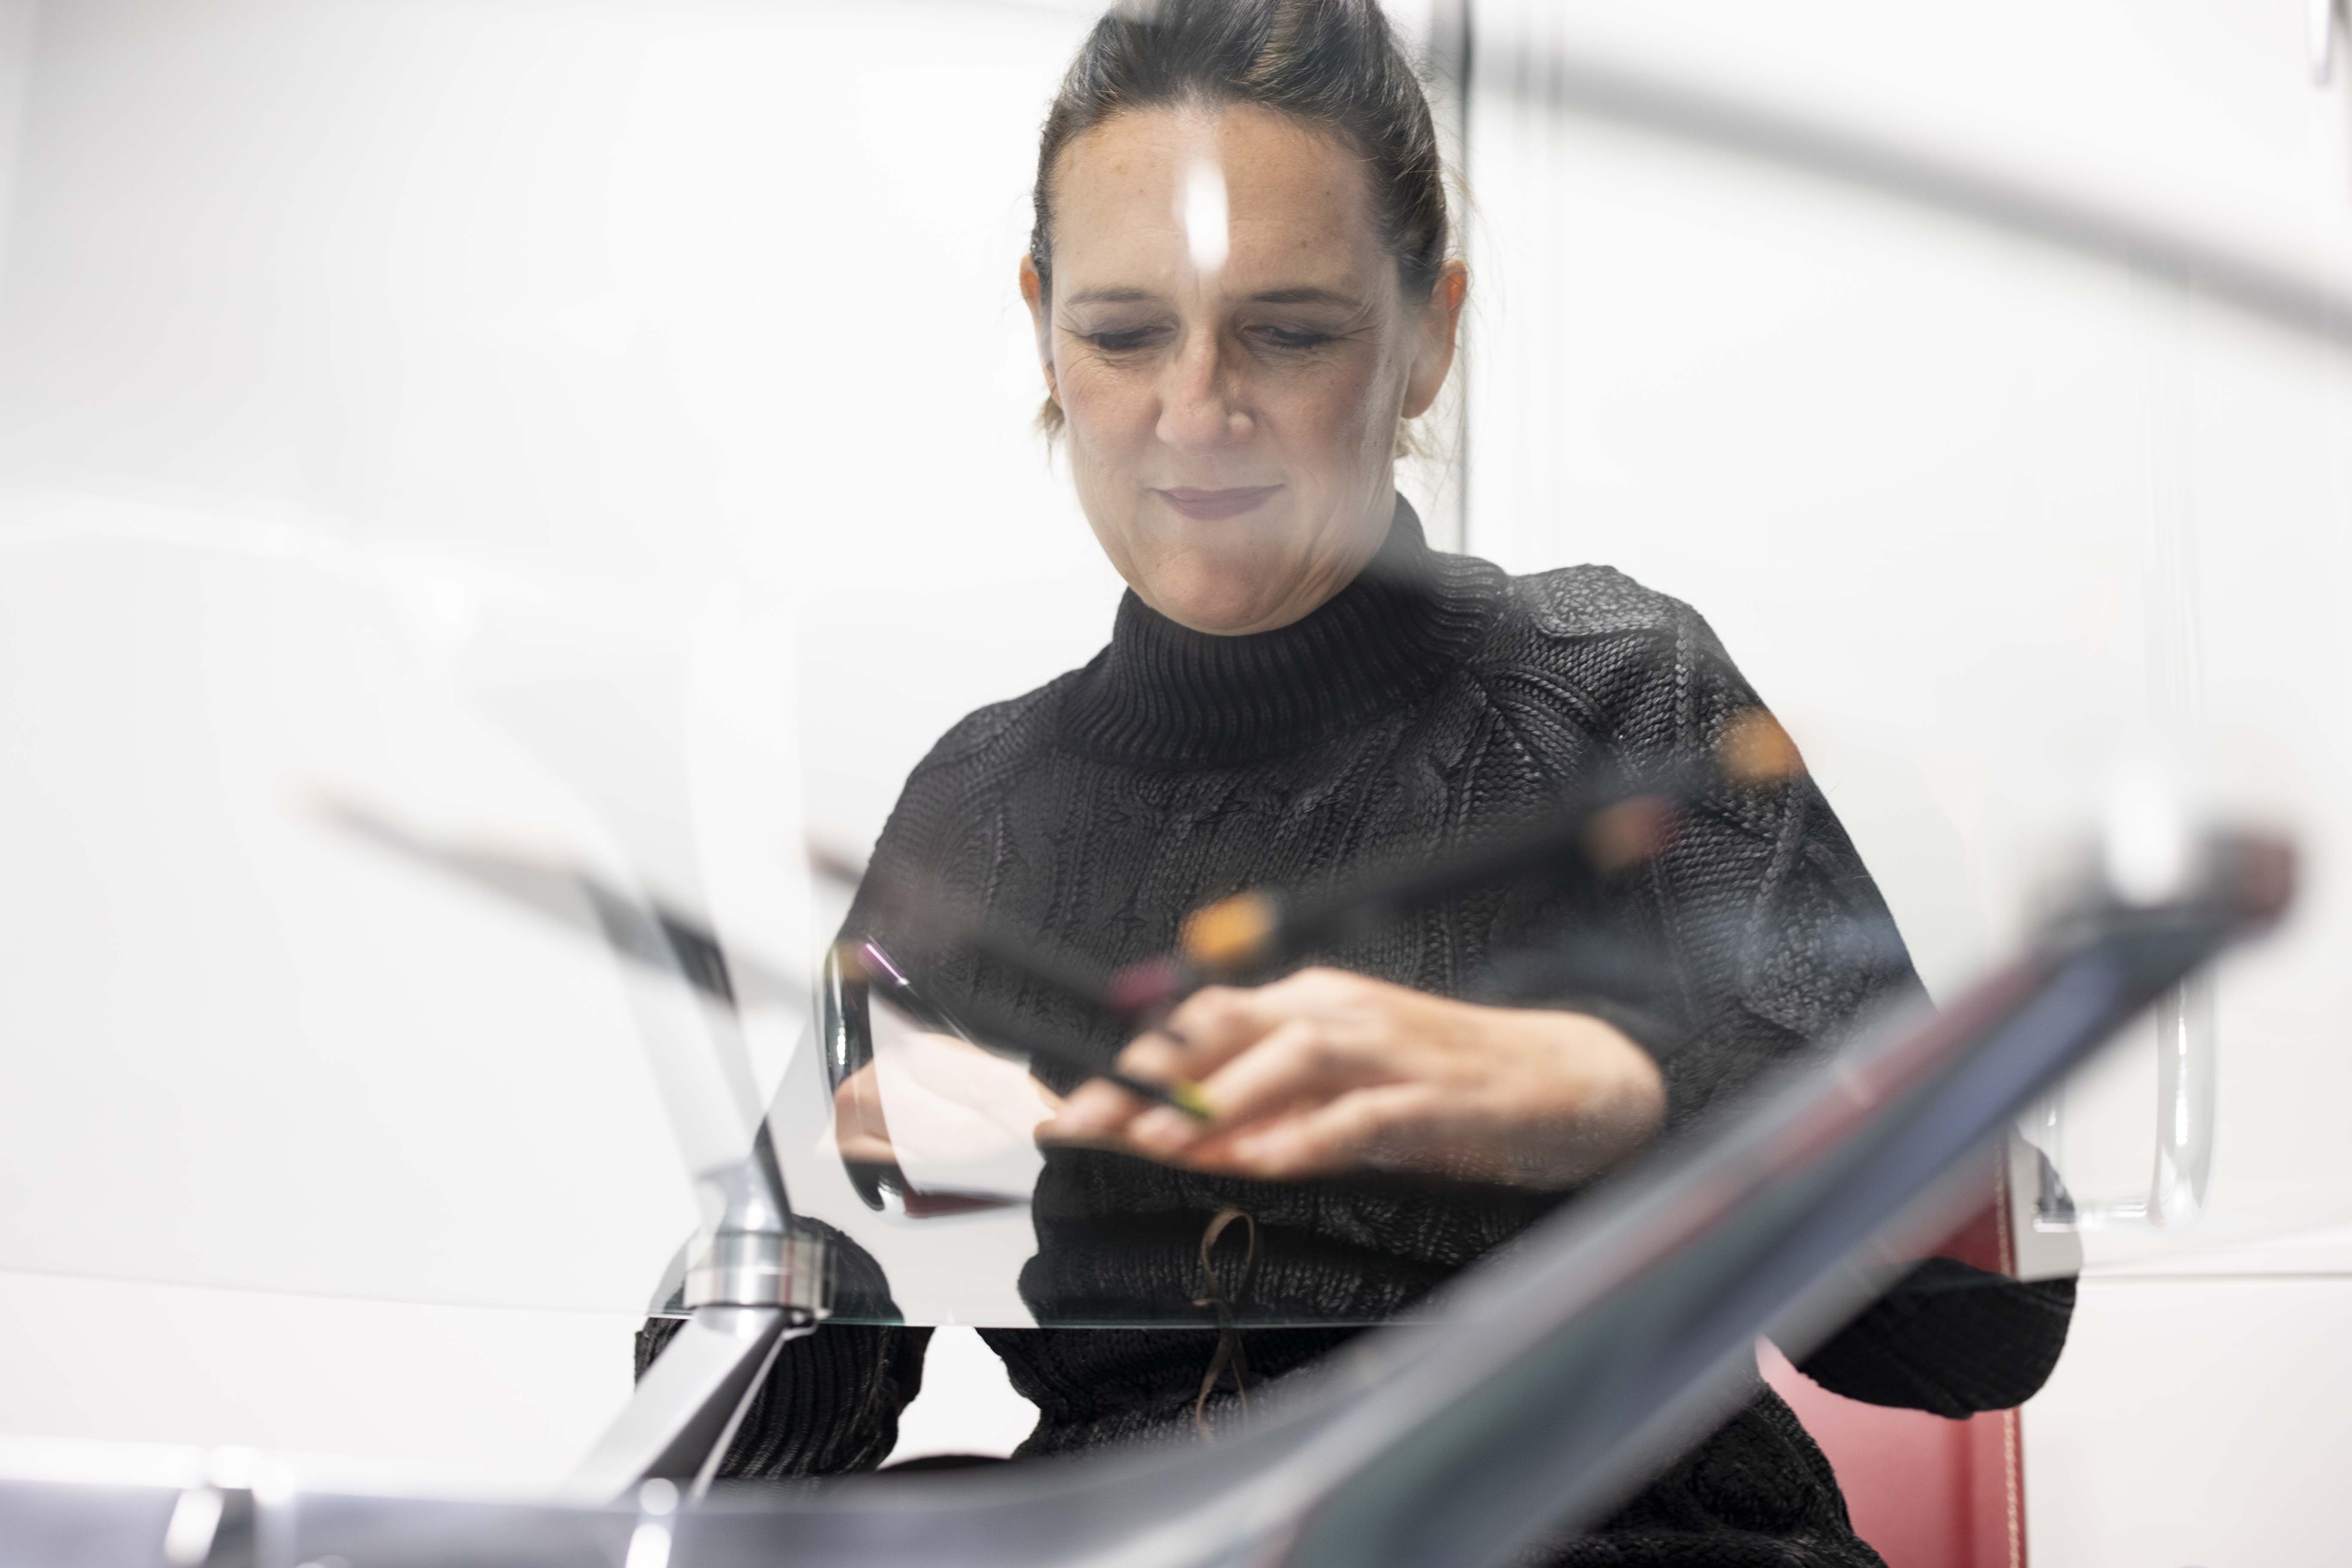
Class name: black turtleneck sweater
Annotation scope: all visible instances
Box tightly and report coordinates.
[641,500,2073,1564]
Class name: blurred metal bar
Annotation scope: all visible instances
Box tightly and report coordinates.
[0,830,2285,1568]
[567,1120,829,1504]
[565,1309,812,1507]
[324,795,833,1504]
[2036,973,2218,1231]
[1282,834,2289,1566]
[1480,18,2352,346]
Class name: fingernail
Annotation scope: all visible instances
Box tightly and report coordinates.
[1044,1103,1102,1139]
[1130,1107,1194,1152]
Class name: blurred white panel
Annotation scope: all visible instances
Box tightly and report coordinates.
[0,0,1133,1363]
[0,1267,639,1491]
[0,0,1131,856]
[0,1,31,249]
[1464,0,2352,1264]
[0,503,697,1310]
[1475,0,2352,318]
[2024,1277,2352,1568]
[1470,74,2167,976]
[2085,1218,2352,1278]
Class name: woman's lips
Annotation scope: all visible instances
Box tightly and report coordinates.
[1153,485,1283,521]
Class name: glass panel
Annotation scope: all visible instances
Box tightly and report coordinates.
[0,0,2343,1520]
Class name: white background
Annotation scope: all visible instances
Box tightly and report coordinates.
[1468,6,2352,1564]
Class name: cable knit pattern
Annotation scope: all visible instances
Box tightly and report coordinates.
[1798,1258,2076,1418]
[649,500,2071,1563]
[632,1319,930,1478]
[632,1219,931,1478]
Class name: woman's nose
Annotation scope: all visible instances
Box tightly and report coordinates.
[1155,333,1253,451]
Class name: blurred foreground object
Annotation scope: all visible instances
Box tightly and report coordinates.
[0,823,2291,1568]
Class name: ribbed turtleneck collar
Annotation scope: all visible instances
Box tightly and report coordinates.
[1059,496,1504,768]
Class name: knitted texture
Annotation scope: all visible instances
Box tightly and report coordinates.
[1798,1257,2077,1418]
[656,500,2070,1562]
[632,1319,930,1479]
[632,1219,931,1479]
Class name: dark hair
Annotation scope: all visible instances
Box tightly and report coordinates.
[1029,0,1452,430]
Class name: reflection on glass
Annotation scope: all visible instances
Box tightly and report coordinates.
[609,15,2088,1558]
[0,0,2343,1559]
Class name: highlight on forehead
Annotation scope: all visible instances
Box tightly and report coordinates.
[1179,157,1230,276]
[1043,103,1384,306]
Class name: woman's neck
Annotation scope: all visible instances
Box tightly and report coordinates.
[1059,495,1506,769]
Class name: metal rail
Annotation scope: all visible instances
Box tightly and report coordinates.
[0,828,2290,1568]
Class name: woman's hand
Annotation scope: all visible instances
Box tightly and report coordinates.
[832,1060,900,1167]
[1037,968,1667,1188]
[830,1047,1069,1169]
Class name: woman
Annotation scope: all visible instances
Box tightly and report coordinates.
[644,2,2074,1559]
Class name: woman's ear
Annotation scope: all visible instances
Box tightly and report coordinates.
[1018,254,1057,400]
[1401,260,1468,421]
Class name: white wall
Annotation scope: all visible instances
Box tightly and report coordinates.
[0,0,1142,1488]
[1464,2,2352,1559]
[2025,1270,2352,1568]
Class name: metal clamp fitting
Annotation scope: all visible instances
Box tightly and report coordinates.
[683,1229,830,1318]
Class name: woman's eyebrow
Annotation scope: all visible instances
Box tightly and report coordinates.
[1246,286,1365,309]
[1063,286,1163,307]
[1061,285,1366,309]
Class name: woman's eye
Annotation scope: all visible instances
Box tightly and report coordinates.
[1254,326,1336,352]
[1084,327,1163,354]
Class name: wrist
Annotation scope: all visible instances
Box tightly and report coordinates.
[1491,1005,1667,1186]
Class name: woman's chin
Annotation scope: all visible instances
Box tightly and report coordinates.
[1116,517,1356,634]
[1143,575,1299,636]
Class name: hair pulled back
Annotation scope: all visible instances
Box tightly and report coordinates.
[1029,0,1452,311]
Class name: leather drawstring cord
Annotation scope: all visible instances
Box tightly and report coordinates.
[1191,1205,1259,1440]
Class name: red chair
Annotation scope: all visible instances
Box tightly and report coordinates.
[1760,1162,2028,1568]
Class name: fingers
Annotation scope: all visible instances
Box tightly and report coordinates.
[1035,980,1660,1188]
[1189,1084,1442,1181]
[1196,1009,1388,1121]
[1137,969,1367,1074]
[1124,985,1277,1078]
[1043,970,1409,1157]
[1128,1015,1388,1156]
[1042,1075,1154,1142]
[1041,981,1296,1144]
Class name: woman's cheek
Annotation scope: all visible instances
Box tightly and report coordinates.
[1057,354,1155,448]
[1271,359,1387,485]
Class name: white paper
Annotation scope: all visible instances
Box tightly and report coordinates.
[867,995,1054,1200]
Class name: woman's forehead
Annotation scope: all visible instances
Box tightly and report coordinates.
[1050,103,1386,302]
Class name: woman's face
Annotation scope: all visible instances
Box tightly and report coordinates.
[1022,104,1465,635]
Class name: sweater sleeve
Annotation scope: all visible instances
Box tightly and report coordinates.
[1496,578,2075,1414]
[1491,588,1921,1130]
[1796,1260,2076,1415]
